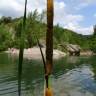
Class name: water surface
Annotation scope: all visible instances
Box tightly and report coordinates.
[0,53,96,96]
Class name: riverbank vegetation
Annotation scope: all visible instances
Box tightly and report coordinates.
[0,10,96,53]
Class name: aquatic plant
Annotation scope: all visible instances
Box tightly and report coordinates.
[45,0,54,96]
[18,0,27,96]
[36,0,54,95]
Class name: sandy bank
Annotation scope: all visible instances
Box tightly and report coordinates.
[80,50,93,56]
[6,47,66,60]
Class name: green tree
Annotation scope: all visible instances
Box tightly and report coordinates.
[89,35,96,53]
[0,25,13,51]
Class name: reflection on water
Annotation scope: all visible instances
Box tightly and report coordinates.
[53,66,96,96]
[0,53,96,96]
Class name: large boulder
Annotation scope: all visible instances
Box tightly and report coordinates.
[58,43,81,56]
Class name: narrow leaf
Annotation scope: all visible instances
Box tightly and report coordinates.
[18,0,27,96]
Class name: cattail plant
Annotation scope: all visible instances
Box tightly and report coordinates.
[18,0,27,96]
[46,0,54,76]
[45,0,54,96]
[37,0,54,95]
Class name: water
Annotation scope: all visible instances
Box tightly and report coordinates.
[0,53,96,96]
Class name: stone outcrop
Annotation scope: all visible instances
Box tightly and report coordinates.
[59,43,81,56]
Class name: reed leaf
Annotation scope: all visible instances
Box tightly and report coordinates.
[18,0,27,96]
[35,35,46,73]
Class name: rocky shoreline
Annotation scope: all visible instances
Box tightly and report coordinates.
[5,48,96,60]
[80,50,94,56]
[5,47,66,60]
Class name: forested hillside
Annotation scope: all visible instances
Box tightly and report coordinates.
[0,10,96,52]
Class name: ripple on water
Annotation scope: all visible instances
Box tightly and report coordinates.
[0,54,96,96]
[52,65,96,96]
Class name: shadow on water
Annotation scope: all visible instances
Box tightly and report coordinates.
[0,53,96,96]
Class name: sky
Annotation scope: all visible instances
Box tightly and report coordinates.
[0,0,96,35]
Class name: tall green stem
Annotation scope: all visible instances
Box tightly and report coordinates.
[18,0,27,96]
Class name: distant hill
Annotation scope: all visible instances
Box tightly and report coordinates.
[0,11,95,52]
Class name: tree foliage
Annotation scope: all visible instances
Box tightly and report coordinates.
[0,10,95,53]
[0,24,13,51]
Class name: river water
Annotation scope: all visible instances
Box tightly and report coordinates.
[0,53,96,96]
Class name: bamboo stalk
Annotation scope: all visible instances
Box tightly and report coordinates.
[18,0,27,96]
